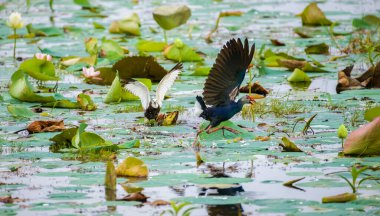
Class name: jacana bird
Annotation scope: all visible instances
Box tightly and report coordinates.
[124,63,183,120]
[194,38,255,146]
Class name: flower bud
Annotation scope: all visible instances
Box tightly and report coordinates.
[337,124,348,139]
[7,12,24,29]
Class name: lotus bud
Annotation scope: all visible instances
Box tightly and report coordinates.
[7,12,24,29]
[337,124,348,139]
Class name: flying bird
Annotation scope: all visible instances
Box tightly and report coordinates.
[194,38,255,146]
[125,63,182,120]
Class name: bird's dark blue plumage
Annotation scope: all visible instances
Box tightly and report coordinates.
[197,38,255,128]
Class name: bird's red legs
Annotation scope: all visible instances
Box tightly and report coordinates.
[192,125,212,151]
[192,125,241,151]
[206,126,240,136]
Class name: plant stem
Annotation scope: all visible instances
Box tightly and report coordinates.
[164,30,167,44]
[13,29,16,60]
[341,138,344,148]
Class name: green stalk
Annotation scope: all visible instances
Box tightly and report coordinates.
[164,30,167,44]
[13,29,16,60]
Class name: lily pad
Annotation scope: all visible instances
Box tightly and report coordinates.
[9,70,56,103]
[136,40,167,52]
[298,2,333,26]
[287,69,311,82]
[19,58,59,81]
[153,5,191,30]
[163,41,203,62]
[7,104,34,119]
[116,157,148,178]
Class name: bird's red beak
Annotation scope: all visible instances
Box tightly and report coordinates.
[246,95,256,104]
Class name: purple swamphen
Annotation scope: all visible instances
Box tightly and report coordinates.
[194,38,256,147]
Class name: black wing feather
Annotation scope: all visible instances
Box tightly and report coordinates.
[203,38,255,106]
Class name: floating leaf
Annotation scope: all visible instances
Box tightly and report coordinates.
[298,2,332,26]
[26,24,63,37]
[77,93,97,111]
[7,105,34,119]
[287,69,311,82]
[85,37,98,56]
[27,120,65,133]
[50,127,78,147]
[72,123,87,149]
[164,41,203,62]
[109,13,140,36]
[19,58,59,81]
[41,99,80,109]
[100,38,125,60]
[118,140,140,149]
[116,157,148,178]
[279,137,303,152]
[343,117,380,156]
[9,70,56,103]
[364,106,380,122]
[190,67,211,76]
[152,5,191,30]
[305,43,329,55]
[352,15,380,29]
[322,193,356,203]
[136,40,167,52]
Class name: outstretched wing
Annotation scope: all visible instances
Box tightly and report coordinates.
[124,80,151,110]
[203,38,255,106]
[155,63,182,107]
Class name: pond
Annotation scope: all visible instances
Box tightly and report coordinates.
[0,0,380,215]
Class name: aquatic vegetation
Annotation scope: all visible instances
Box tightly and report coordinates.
[336,166,378,193]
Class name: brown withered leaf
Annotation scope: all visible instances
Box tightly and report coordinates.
[0,196,26,204]
[336,64,380,93]
[239,81,269,96]
[27,120,65,133]
[270,39,285,46]
[118,192,149,202]
[150,199,170,206]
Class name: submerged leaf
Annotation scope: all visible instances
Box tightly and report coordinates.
[116,157,148,177]
[343,117,380,156]
[279,137,303,152]
[152,5,191,30]
[322,193,356,203]
[287,69,311,82]
[298,2,332,26]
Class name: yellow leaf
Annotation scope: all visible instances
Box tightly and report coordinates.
[116,157,148,177]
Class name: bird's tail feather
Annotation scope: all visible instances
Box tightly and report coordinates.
[196,96,207,111]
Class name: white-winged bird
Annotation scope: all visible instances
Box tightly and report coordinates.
[194,38,255,147]
[124,63,182,120]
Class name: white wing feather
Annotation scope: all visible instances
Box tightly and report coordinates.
[155,67,181,107]
[124,81,151,110]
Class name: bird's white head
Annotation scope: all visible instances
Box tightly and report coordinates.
[151,99,159,108]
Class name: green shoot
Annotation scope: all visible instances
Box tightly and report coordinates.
[337,165,377,193]
[161,202,197,216]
